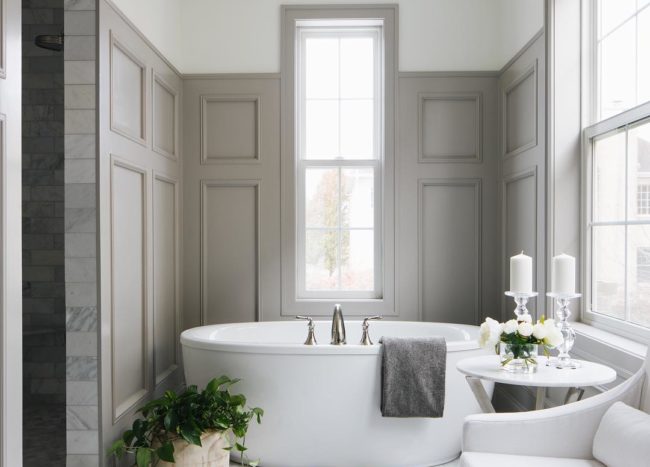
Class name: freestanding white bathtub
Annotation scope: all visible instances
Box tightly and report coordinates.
[181,321,493,467]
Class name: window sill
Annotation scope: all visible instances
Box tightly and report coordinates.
[572,321,646,381]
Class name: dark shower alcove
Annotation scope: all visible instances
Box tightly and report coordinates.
[22,1,65,465]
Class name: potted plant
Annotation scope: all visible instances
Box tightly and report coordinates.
[479,315,564,373]
[109,375,263,467]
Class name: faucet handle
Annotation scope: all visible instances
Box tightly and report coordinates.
[360,316,382,345]
[296,316,317,345]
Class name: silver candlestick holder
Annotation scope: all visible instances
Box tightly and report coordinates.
[504,291,538,321]
[546,292,581,369]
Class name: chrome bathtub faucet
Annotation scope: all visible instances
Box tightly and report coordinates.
[331,304,346,345]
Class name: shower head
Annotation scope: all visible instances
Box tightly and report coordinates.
[34,34,64,52]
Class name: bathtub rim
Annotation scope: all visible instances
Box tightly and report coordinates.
[180,321,481,355]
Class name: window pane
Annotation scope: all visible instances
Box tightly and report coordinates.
[599,18,636,119]
[599,0,636,37]
[593,130,626,222]
[305,168,339,228]
[592,225,626,320]
[340,99,374,158]
[628,119,650,220]
[305,38,339,99]
[340,229,374,290]
[305,100,339,158]
[628,225,650,327]
[341,168,374,228]
[638,7,650,104]
[340,37,374,99]
[305,230,339,290]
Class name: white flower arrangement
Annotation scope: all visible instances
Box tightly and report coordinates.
[479,315,564,355]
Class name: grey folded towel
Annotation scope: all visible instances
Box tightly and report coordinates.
[380,336,446,418]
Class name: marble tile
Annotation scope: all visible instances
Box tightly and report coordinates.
[64,0,96,11]
[66,356,97,381]
[65,109,96,134]
[65,282,97,307]
[64,61,95,85]
[65,183,96,209]
[64,36,96,61]
[66,405,98,430]
[65,257,96,282]
[65,207,96,233]
[66,331,97,356]
[66,454,99,467]
[65,134,95,158]
[66,306,97,331]
[65,232,96,257]
[65,84,95,109]
[64,11,96,35]
[66,429,99,454]
[66,381,98,405]
[65,158,95,183]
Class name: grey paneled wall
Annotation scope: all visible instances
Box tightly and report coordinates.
[498,31,546,320]
[398,74,498,323]
[182,76,280,328]
[98,0,183,460]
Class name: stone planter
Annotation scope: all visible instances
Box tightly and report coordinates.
[157,431,230,467]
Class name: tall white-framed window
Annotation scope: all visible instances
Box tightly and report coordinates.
[587,0,650,122]
[281,5,396,316]
[582,0,650,340]
[297,23,382,299]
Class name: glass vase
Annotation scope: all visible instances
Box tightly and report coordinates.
[499,342,538,373]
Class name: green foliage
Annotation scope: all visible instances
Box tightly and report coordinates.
[108,376,263,466]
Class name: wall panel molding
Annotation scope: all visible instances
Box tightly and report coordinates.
[417,178,482,324]
[109,155,149,422]
[200,94,260,164]
[152,72,179,160]
[502,60,538,159]
[110,31,147,146]
[0,0,5,80]
[418,92,482,163]
[200,180,260,325]
[152,172,179,386]
[501,167,538,315]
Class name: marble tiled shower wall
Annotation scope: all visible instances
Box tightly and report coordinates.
[22,0,65,406]
[64,0,100,464]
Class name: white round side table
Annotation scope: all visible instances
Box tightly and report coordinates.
[456,355,617,413]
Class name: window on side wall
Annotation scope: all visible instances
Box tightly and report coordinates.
[583,0,650,340]
[281,6,396,316]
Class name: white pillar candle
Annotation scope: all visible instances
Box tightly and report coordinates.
[552,253,576,295]
[510,251,533,293]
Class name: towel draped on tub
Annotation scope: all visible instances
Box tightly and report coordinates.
[380,336,447,418]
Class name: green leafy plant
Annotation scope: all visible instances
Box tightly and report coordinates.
[109,376,263,467]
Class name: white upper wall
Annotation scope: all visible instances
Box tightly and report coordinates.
[108,0,184,69]
[109,0,544,74]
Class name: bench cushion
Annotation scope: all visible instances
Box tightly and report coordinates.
[593,401,650,467]
[460,452,604,467]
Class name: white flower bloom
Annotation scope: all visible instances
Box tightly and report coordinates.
[519,314,533,323]
[543,318,556,329]
[503,319,519,334]
[544,328,564,348]
[532,322,547,340]
[479,318,502,348]
[517,322,533,337]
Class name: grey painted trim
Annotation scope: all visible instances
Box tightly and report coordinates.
[280,3,398,317]
[109,154,150,423]
[103,0,183,78]
[199,180,261,325]
[417,92,483,163]
[545,0,554,316]
[109,30,148,147]
[0,0,5,79]
[498,28,545,76]
[502,59,539,159]
[183,73,281,80]
[152,71,180,161]
[399,71,499,78]
[199,94,261,165]
[417,178,482,324]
